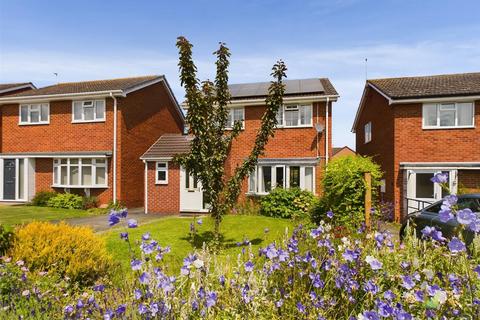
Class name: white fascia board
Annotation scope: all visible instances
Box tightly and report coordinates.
[400,162,480,170]
[0,90,124,104]
[0,83,36,95]
[351,84,369,133]
[140,157,173,161]
[122,76,164,95]
[391,95,480,104]
[182,95,339,110]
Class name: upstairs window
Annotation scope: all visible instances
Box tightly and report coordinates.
[423,102,474,128]
[226,107,245,129]
[276,104,313,128]
[155,162,168,184]
[73,100,105,122]
[364,122,372,143]
[19,103,49,125]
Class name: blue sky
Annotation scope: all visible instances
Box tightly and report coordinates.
[1,0,480,148]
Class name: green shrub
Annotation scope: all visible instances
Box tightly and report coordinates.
[0,224,14,256]
[82,196,98,210]
[47,193,83,209]
[10,222,113,285]
[312,155,382,229]
[232,199,261,215]
[260,187,317,219]
[30,191,57,207]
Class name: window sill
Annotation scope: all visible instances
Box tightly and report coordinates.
[422,125,475,130]
[155,181,168,185]
[18,122,49,126]
[72,120,106,124]
[52,185,108,189]
[276,124,313,129]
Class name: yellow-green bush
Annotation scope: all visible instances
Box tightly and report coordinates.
[10,222,113,285]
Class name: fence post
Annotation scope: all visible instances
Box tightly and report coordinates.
[364,172,372,230]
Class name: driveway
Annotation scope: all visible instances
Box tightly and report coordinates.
[65,208,171,232]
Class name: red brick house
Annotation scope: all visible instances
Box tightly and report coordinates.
[0,76,184,207]
[352,72,480,222]
[0,83,36,96]
[332,146,355,159]
[141,78,338,214]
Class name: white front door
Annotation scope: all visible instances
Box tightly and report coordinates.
[406,169,457,213]
[179,167,206,212]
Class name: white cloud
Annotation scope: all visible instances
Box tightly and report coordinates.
[2,39,480,149]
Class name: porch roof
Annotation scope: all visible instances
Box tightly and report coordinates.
[141,134,192,160]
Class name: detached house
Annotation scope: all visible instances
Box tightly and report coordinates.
[0,76,184,206]
[141,78,338,214]
[352,72,480,222]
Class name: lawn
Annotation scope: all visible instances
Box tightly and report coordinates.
[0,205,93,227]
[103,215,293,272]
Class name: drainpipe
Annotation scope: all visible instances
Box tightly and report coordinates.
[110,92,118,204]
[143,160,148,214]
[325,97,330,165]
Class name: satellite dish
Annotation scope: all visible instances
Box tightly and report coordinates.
[315,123,324,133]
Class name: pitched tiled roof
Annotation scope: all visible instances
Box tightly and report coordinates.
[332,146,355,156]
[141,134,192,160]
[229,78,338,100]
[0,82,35,95]
[368,72,480,100]
[7,75,162,97]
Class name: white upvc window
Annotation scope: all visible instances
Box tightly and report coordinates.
[53,158,108,188]
[19,103,49,125]
[276,104,313,128]
[248,164,315,194]
[72,100,106,123]
[423,102,474,129]
[226,107,245,129]
[155,162,168,184]
[364,122,372,143]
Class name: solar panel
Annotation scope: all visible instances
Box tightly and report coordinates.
[228,78,324,98]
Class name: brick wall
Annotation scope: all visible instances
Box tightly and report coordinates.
[34,158,113,204]
[146,161,180,214]
[226,101,331,200]
[119,81,184,208]
[355,87,395,205]
[458,170,480,193]
[356,86,480,221]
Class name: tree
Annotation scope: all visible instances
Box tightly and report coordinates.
[174,36,287,239]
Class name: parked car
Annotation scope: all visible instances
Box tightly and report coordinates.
[400,194,480,245]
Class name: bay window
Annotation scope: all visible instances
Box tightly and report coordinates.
[19,103,49,125]
[249,164,315,194]
[53,158,107,187]
[73,100,106,122]
[423,102,474,128]
[276,104,313,128]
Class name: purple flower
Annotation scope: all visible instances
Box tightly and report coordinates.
[377,301,393,317]
[275,299,284,308]
[139,272,150,284]
[327,210,334,219]
[197,219,202,225]
[64,305,74,314]
[383,290,396,301]
[296,302,306,314]
[401,275,415,290]
[219,275,225,286]
[343,249,360,262]
[142,232,150,241]
[131,259,143,271]
[93,284,105,292]
[457,208,475,225]
[444,194,458,206]
[448,237,466,253]
[244,261,254,272]
[266,244,278,259]
[469,219,480,233]
[474,265,480,277]
[108,213,120,226]
[138,304,148,314]
[414,290,424,302]
[206,291,217,308]
[431,172,448,184]
[118,209,128,218]
[363,280,379,294]
[310,226,324,238]
[120,232,128,240]
[439,208,454,223]
[127,219,138,228]
[134,289,142,300]
[116,304,126,315]
[361,310,380,320]
[365,256,382,270]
